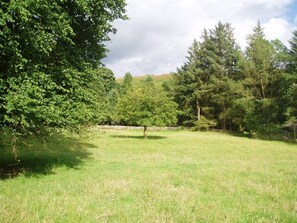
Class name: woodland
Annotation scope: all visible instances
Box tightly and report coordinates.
[0,1,297,141]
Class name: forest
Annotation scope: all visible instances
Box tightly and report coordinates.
[0,1,297,142]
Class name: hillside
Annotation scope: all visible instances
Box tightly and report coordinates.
[117,73,173,88]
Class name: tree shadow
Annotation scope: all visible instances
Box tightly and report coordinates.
[225,131,297,145]
[110,135,167,140]
[0,133,94,180]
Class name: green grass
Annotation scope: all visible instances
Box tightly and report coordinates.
[1,129,297,222]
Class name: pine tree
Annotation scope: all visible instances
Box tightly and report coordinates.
[240,22,287,131]
[288,30,297,72]
[173,22,242,130]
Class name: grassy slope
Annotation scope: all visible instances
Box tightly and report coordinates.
[1,129,297,222]
[117,73,172,88]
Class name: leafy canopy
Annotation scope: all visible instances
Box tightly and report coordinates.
[0,0,126,134]
[116,78,177,127]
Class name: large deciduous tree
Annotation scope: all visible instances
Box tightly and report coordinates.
[0,0,126,135]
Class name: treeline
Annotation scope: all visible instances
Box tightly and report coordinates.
[172,22,297,139]
[1,0,296,142]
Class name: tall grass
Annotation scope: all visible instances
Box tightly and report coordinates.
[1,129,297,222]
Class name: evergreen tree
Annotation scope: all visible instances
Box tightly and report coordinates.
[173,22,242,130]
[244,22,275,99]
[284,30,297,127]
[240,22,280,131]
[206,22,242,129]
[288,30,297,72]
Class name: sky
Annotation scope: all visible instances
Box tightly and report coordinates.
[103,0,297,77]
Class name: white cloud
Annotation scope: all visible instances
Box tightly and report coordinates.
[103,0,296,77]
[263,18,295,45]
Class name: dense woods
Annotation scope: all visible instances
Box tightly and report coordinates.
[173,22,297,140]
[0,0,296,141]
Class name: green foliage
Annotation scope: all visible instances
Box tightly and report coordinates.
[85,67,118,124]
[115,80,177,128]
[238,23,293,132]
[122,72,133,94]
[1,68,115,135]
[0,0,127,135]
[173,22,242,129]
[173,21,295,139]
[271,39,290,70]
[194,116,216,131]
[141,75,155,87]
[242,23,275,99]
[288,30,297,72]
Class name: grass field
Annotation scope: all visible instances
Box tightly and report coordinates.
[1,129,297,222]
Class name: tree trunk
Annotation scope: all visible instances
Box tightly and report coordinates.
[143,125,147,139]
[196,99,201,121]
[222,105,226,131]
[260,78,266,99]
[222,119,226,131]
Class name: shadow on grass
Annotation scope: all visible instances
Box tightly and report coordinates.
[110,135,167,140]
[0,133,94,180]
[221,131,297,145]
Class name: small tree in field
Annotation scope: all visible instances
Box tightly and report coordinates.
[115,81,177,138]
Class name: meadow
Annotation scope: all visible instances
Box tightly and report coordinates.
[1,129,297,222]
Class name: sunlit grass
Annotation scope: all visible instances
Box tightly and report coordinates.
[1,129,297,222]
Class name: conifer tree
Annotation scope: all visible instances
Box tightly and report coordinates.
[173,22,242,130]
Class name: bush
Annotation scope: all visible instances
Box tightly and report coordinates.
[194,116,217,131]
[253,124,294,141]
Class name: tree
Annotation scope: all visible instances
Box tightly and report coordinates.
[283,29,297,131]
[173,36,212,126]
[288,30,297,72]
[0,0,127,135]
[122,72,133,94]
[206,22,242,130]
[243,22,275,100]
[173,22,242,130]
[115,80,177,138]
[239,22,283,131]
[85,67,118,124]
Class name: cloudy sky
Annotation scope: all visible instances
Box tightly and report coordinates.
[103,0,297,77]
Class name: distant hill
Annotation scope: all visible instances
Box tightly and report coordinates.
[117,73,173,88]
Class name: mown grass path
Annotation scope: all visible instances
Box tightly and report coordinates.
[1,129,297,222]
